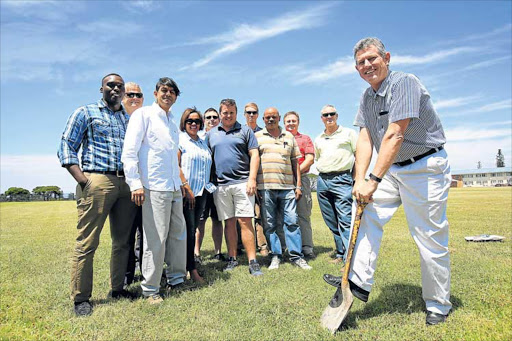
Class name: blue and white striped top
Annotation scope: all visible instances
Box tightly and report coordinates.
[179,132,213,196]
[354,71,446,162]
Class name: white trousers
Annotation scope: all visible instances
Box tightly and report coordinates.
[141,189,187,296]
[349,149,452,315]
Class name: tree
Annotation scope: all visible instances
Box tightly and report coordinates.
[496,149,505,167]
[5,187,30,196]
[477,161,482,169]
[32,185,63,200]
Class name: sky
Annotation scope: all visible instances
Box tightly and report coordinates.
[1,0,511,194]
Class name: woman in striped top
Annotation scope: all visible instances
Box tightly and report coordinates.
[178,107,214,283]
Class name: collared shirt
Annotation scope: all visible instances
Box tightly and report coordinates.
[246,124,262,133]
[354,70,446,162]
[255,126,301,190]
[293,131,314,169]
[121,102,181,192]
[58,99,129,171]
[207,121,258,185]
[179,132,213,196]
[314,125,357,173]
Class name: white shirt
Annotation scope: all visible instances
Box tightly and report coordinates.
[122,102,182,192]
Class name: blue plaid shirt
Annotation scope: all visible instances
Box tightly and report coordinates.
[58,99,129,171]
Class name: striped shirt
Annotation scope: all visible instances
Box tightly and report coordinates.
[58,99,129,171]
[354,71,446,162]
[179,132,213,196]
[314,125,357,173]
[255,127,301,190]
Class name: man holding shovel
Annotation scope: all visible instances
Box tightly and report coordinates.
[323,37,452,326]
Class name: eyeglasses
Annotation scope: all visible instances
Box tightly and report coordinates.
[205,115,218,120]
[263,116,278,121]
[126,92,143,98]
[245,111,258,115]
[322,112,337,117]
[185,119,202,125]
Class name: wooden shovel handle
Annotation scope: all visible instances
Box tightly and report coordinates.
[342,201,368,285]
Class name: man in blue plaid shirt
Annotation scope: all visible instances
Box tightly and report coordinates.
[58,73,138,317]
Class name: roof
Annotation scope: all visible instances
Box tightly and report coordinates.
[452,167,512,175]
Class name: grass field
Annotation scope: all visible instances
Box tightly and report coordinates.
[1,187,511,341]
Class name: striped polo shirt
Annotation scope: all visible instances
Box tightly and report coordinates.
[255,127,301,190]
[179,132,213,197]
[354,70,446,163]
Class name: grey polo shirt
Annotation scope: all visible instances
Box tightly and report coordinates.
[354,71,446,163]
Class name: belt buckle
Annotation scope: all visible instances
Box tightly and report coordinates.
[116,170,123,177]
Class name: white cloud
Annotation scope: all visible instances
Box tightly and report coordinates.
[122,0,158,13]
[180,3,336,70]
[434,95,481,109]
[76,20,142,35]
[462,56,511,71]
[0,0,83,21]
[471,99,512,113]
[447,137,512,170]
[393,47,477,65]
[291,57,356,84]
[445,127,511,142]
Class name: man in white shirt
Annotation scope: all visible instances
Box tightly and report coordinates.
[122,77,186,304]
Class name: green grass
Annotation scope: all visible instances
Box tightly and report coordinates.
[1,187,511,341]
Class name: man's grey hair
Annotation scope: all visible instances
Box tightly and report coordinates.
[353,37,387,61]
[125,82,142,93]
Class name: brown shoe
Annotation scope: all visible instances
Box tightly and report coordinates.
[329,257,345,266]
[146,294,163,305]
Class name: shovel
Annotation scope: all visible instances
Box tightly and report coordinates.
[320,201,367,333]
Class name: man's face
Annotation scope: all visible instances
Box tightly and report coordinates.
[101,75,125,107]
[355,45,390,91]
[204,111,220,130]
[154,85,177,110]
[220,104,237,129]
[122,84,143,113]
[244,105,259,125]
[263,108,280,130]
[284,114,299,135]
[321,109,338,129]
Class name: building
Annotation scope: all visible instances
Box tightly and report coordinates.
[452,167,512,187]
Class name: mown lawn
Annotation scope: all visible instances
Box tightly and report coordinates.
[1,187,511,341]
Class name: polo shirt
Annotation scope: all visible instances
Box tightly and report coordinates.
[354,70,446,162]
[293,132,314,168]
[314,125,357,174]
[207,121,258,185]
[255,127,301,190]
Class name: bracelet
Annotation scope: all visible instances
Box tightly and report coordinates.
[369,173,382,183]
[295,186,302,190]
[182,181,189,186]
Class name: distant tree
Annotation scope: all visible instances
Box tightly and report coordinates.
[5,187,30,196]
[33,186,63,200]
[477,161,482,169]
[496,149,505,167]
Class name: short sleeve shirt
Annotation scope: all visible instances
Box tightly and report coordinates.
[255,127,301,190]
[314,126,357,174]
[294,132,314,167]
[207,121,258,185]
[354,70,446,162]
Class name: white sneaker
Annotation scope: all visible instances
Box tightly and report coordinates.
[268,255,281,270]
[293,258,312,270]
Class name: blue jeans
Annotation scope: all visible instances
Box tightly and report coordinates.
[316,172,353,260]
[259,189,303,261]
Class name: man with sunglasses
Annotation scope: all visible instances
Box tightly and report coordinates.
[314,105,358,265]
[58,73,138,316]
[324,37,452,326]
[122,77,187,304]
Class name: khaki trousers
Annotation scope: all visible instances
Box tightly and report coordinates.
[71,173,137,302]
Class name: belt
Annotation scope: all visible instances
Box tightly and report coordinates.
[87,170,125,177]
[319,169,351,177]
[394,146,444,167]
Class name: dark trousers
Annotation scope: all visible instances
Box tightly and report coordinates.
[183,194,207,271]
[125,206,143,286]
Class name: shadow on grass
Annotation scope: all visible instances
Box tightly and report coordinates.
[340,283,463,330]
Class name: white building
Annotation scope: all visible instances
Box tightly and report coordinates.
[452,167,512,187]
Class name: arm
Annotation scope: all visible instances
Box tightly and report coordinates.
[58,107,88,186]
[178,149,195,209]
[121,111,145,206]
[64,164,88,188]
[291,158,302,200]
[247,148,260,196]
[300,154,314,174]
[353,119,410,202]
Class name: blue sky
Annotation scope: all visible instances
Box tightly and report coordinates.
[1,0,511,193]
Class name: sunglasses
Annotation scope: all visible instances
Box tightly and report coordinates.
[205,115,219,120]
[185,119,202,125]
[126,92,143,98]
[322,112,337,117]
[245,111,258,115]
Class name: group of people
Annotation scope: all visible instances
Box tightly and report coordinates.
[58,37,452,326]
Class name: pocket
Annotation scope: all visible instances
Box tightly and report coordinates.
[91,119,110,136]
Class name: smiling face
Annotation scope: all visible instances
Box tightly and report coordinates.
[101,75,125,110]
[154,85,177,112]
[244,105,259,126]
[185,112,202,138]
[204,110,220,131]
[320,106,338,130]
[355,45,390,91]
[220,104,237,130]
[122,83,143,115]
[284,113,299,135]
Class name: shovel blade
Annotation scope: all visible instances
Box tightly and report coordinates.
[320,283,354,334]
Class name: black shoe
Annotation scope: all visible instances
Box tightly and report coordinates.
[323,274,370,302]
[248,259,263,276]
[223,257,239,272]
[426,311,448,325]
[109,289,137,300]
[194,254,202,265]
[304,251,316,259]
[213,253,226,261]
[74,300,92,317]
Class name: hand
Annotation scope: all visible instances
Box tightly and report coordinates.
[246,178,257,196]
[352,179,378,203]
[182,185,195,209]
[295,188,302,201]
[131,188,145,206]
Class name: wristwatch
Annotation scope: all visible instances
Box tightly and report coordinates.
[295,186,302,190]
[369,173,382,183]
